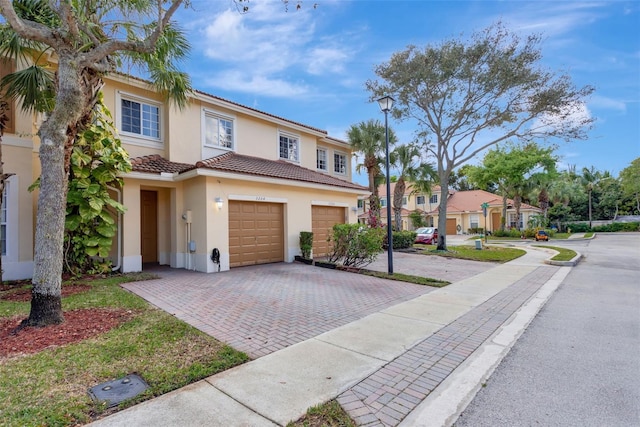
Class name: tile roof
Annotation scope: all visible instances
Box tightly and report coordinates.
[129,153,368,191]
[433,189,539,214]
[196,152,368,191]
[130,155,196,174]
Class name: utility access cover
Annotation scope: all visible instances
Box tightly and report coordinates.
[88,374,149,408]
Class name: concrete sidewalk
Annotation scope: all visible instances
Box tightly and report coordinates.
[90,247,570,427]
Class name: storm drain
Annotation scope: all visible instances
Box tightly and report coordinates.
[88,374,149,408]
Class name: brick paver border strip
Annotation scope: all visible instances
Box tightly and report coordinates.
[338,265,559,427]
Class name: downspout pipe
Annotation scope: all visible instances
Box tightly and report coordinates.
[108,185,122,272]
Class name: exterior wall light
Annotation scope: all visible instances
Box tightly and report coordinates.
[215,197,223,209]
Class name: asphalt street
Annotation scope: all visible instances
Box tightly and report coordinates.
[455,233,640,426]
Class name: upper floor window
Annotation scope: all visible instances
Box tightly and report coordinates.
[380,198,387,207]
[334,152,347,175]
[429,194,438,204]
[118,92,162,142]
[416,195,425,205]
[402,196,408,206]
[1,183,7,256]
[279,133,299,162]
[357,199,364,208]
[317,148,327,171]
[204,110,234,149]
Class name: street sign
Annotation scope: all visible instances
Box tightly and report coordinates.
[481,202,489,217]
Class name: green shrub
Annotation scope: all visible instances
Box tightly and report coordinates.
[327,224,384,268]
[389,231,416,249]
[467,227,485,234]
[299,231,313,259]
[592,222,640,232]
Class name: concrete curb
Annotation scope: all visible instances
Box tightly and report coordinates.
[399,267,572,427]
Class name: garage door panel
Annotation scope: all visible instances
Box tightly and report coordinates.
[229,201,284,268]
[312,206,345,258]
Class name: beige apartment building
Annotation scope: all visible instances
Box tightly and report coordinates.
[358,183,540,234]
[1,63,368,280]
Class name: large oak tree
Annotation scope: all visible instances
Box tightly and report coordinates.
[366,23,594,250]
[0,0,191,326]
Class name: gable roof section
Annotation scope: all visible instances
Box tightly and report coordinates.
[130,153,368,191]
[130,155,196,174]
[196,152,368,191]
[433,189,539,214]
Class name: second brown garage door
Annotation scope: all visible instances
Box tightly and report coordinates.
[446,218,458,235]
[312,205,345,258]
[229,201,284,267]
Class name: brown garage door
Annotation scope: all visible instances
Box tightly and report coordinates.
[229,201,284,267]
[446,218,457,235]
[312,206,345,258]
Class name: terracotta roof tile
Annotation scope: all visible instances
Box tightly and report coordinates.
[129,153,368,191]
[196,152,368,191]
[436,189,539,213]
[130,155,196,174]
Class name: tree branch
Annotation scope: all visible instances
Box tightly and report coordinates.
[79,0,184,67]
[0,0,56,46]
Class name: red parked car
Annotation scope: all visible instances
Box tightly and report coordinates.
[415,227,438,244]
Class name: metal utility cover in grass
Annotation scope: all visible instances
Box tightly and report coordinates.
[88,374,149,408]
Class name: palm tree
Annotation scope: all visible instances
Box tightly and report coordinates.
[581,166,602,228]
[389,144,421,230]
[0,0,191,326]
[348,119,396,227]
[410,162,438,225]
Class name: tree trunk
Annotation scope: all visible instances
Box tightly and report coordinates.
[0,134,3,283]
[26,59,93,326]
[502,194,508,231]
[436,174,450,251]
[514,194,522,230]
[393,178,405,231]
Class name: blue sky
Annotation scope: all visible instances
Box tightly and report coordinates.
[175,1,639,185]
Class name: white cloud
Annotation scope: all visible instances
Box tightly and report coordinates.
[504,2,607,37]
[532,101,593,134]
[306,47,348,75]
[192,1,354,97]
[204,71,309,97]
[589,95,627,112]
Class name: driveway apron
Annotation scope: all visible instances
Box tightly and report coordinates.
[122,262,434,358]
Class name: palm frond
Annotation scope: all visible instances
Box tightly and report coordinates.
[0,65,55,113]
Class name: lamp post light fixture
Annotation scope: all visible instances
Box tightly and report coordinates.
[377,95,394,274]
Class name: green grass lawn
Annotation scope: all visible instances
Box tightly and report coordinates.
[0,274,248,426]
[533,245,578,261]
[413,244,526,262]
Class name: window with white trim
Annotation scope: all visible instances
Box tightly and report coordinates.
[1,183,7,256]
[204,110,234,149]
[380,198,387,207]
[508,213,523,229]
[429,194,438,204]
[279,133,299,162]
[416,195,425,205]
[402,196,408,206]
[334,152,347,174]
[470,214,479,229]
[357,199,364,208]
[118,93,161,141]
[317,148,327,171]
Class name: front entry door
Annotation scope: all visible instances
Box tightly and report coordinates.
[141,190,158,264]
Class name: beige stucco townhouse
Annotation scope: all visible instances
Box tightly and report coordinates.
[1,60,368,280]
[358,183,540,234]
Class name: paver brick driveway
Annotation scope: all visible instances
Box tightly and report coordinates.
[122,263,434,358]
